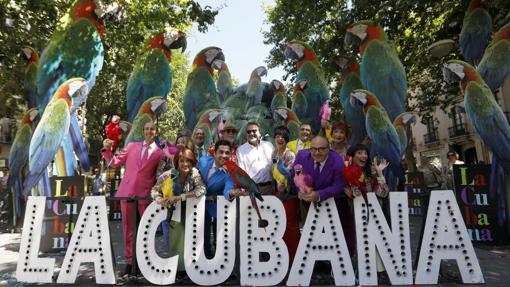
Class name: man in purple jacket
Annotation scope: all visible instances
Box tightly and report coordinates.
[293,135,346,203]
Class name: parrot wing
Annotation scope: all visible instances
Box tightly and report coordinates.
[24,100,70,193]
[127,49,172,122]
[365,107,402,165]
[477,40,510,92]
[465,82,510,169]
[217,68,233,101]
[60,19,104,89]
[36,40,64,112]
[340,73,366,145]
[184,67,217,130]
[24,61,39,109]
[126,64,145,122]
[361,40,407,121]
[69,115,90,171]
[7,125,32,197]
[459,8,492,61]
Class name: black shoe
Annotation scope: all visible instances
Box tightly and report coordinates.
[378,271,390,285]
[121,264,132,278]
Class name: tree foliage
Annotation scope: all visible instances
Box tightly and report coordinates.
[263,0,510,118]
[0,0,218,143]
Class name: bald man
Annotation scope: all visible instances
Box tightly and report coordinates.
[292,136,346,203]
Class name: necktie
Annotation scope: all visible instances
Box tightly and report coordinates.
[141,144,149,163]
[314,161,321,180]
[198,147,204,158]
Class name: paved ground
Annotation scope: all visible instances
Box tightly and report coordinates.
[1,218,510,286]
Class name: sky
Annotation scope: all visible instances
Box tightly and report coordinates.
[186,0,287,86]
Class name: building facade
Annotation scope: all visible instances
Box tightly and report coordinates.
[412,76,510,170]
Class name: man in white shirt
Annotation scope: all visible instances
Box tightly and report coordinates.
[237,122,275,194]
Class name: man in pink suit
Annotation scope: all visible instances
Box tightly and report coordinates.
[101,121,165,277]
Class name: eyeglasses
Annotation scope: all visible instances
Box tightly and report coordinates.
[310,146,329,153]
[223,129,237,134]
[246,129,258,134]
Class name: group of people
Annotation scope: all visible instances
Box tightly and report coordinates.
[101,120,392,280]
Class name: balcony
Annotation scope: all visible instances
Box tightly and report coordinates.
[448,125,467,138]
[424,130,439,144]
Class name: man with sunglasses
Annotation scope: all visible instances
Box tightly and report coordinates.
[237,122,275,194]
[292,135,346,203]
[207,121,239,163]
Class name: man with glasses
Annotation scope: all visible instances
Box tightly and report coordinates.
[287,122,313,154]
[237,122,275,194]
[292,135,346,282]
[208,121,239,163]
[292,135,346,203]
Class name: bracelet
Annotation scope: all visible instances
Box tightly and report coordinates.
[180,194,186,201]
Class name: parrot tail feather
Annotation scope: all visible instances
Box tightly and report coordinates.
[250,194,267,230]
[490,155,507,226]
[69,116,90,172]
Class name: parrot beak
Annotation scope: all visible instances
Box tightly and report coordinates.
[285,43,304,60]
[403,113,417,126]
[119,121,131,132]
[165,30,187,52]
[94,0,125,23]
[272,80,281,90]
[208,110,222,123]
[350,91,367,107]
[150,98,168,116]
[345,24,368,47]
[28,108,39,122]
[68,79,89,113]
[275,108,287,119]
[256,66,268,77]
[21,47,32,60]
[297,80,308,90]
[205,47,225,66]
[212,59,224,71]
[442,63,465,84]
[68,79,89,100]
[336,56,350,70]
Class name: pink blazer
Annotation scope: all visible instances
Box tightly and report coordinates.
[101,142,165,198]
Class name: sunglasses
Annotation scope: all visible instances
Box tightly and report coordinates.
[223,129,237,134]
[246,129,258,134]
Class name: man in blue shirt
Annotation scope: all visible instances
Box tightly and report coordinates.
[197,139,236,258]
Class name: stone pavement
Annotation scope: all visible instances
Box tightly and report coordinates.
[1,218,510,286]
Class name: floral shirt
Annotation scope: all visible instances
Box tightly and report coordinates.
[151,167,205,199]
[272,148,296,200]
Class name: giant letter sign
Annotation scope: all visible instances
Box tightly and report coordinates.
[16,197,55,283]
[287,198,355,286]
[56,196,115,284]
[415,190,484,284]
[239,196,288,286]
[184,196,237,285]
[353,192,413,285]
[136,201,181,285]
